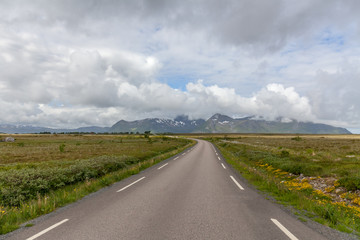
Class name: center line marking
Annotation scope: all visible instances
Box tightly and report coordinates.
[158,163,169,170]
[221,163,226,169]
[230,175,244,190]
[117,177,146,192]
[26,219,69,240]
[271,218,299,240]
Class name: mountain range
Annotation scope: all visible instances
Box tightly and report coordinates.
[0,114,351,134]
[109,114,351,134]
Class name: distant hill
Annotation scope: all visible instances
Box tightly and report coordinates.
[0,124,109,134]
[0,124,52,134]
[110,113,351,134]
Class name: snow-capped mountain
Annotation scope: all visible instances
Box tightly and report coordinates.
[0,114,351,134]
[109,113,351,134]
[109,115,205,133]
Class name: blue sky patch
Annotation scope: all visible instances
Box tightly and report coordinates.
[319,29,345,48]
[158,73,196,90]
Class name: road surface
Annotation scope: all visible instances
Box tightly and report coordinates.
[6,140,328,240]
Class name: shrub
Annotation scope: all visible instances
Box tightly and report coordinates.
[280,163,305,175]
[59,144,66,153]
[338,176,360,191]
[280,150,290,158]
[0,155,134,207]
[291,136,302,141]
[304,165,323,176]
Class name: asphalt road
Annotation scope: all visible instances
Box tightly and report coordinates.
[6,140,329,240]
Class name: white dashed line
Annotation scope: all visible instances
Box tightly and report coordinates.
[173,157,179,160]
[117,177,146,192]
[271,218,299,240]
[221,163,226,169]
[230,175,244,190]
[158,163,169,170]
[215,152,218,155]
[26,219,69,240]
[217,156,221,161]
[182,153,186,156]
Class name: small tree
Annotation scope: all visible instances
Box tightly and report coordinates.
[59,144,66,153]
[144,131,151,138]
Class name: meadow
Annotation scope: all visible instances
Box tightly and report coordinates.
[206,134,360,236]
[2,133,360,236]
[0,134,193,234]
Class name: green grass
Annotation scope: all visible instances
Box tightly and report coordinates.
[211,135,360,190]
[210,136,360,237]
[0,134,195,234]
[297,217,307,222]
[0,134,184,164]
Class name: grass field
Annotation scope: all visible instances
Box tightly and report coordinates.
[0,134,193,234]
[0,134,185,164]
[205,134,360,236]
[2,133,360,236]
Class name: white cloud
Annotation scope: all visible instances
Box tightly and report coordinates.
[253,84,315,121]
[309,65,360,128]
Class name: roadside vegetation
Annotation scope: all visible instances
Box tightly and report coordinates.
[208,134,360,237]
[0,134,194,234]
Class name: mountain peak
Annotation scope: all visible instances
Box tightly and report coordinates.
[209,113,233,122]
[174,115,190,122]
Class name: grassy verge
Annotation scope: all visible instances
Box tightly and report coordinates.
[211,137,360,237]
[0,136,195,234]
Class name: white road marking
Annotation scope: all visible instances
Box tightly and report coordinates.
[26,219,69,240]
[117,177,146,192]
[158,163,169,170]
[217,156,221,161]
[182,153,186,156]
[271,218,299,240]
[215,152,218,155]
[230,175,244,190]
[173,157,179,160]
[221,163,226,169]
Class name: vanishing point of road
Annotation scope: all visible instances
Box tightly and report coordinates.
[7,140,329,240]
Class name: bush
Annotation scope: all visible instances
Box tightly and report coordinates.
[303,165,323,176]
[0,155,135,207]
[291,136,302,141]
[281,163,305,175]
[280,150,290,158]
[59,144,65,153]
[338,176,360,191]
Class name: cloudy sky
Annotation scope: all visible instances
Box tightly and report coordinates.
[0,0,360,132]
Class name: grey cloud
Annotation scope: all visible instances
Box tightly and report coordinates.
[310,67,360,127]
[0,0,359,129]
[4,0,360,52]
